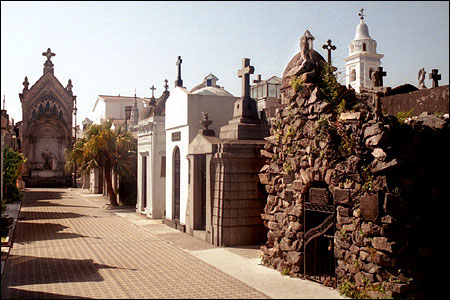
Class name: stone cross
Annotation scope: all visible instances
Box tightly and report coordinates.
[42,48,55,61]
[237,58,254,98]
[150,85,156,97]
[429,69,441,88]
[175,56,183,87]
[164,79,169,91]
[359,8,365,20]
[322,39,336,65]
[377,67,387,86]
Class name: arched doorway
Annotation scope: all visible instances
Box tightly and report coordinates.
[172,146,181,220]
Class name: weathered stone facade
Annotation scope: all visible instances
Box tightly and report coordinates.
[259,32,449,298]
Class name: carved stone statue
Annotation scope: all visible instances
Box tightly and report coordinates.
[418,67,427,89]
[41,148,57,170]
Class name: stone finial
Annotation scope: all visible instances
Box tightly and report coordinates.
[175,56,183,87]
[300,30,315,58]
[238,58,255,98]
[418,68,427,89]
[322,39,336,65]
[23,76,29,93]
[429,69,441,88]
[199,111,215,136]
[164,79,169,91]
[66,79,73,95]
[42,48,55,75]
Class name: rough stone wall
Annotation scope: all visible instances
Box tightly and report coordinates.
[381,85,449,116]
[259,60,449,298]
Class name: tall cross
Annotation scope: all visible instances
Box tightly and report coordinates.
[42,48,55,61]
[237,58,254,98]
[164,79,169,91]
[175,56,183,87]
[150,85,156,97]
[377,67,387,86]
[359,8,365,20]
[322,39,336,65]
[429,69,441,88]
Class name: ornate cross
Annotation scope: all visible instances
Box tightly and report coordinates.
[175,56,183,87]
[322,39,336,65]
[237,58,254,98]
[164,79,169,91]
[429,69,441,88]
[150,85,156,97]
[42,48,55,61]
[377,67,387,86]
[359,8,365,20]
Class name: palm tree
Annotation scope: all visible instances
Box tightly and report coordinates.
[65,121,136,206]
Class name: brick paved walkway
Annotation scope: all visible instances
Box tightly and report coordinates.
[1,188,269,299]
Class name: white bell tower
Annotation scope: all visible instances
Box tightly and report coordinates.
[344,8,384,92]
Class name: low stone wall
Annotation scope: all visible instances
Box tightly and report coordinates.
[381,85,449,116]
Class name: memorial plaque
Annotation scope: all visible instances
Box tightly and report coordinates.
[171,131,181,141]
[309,187,328,206]
[360,193,379,221]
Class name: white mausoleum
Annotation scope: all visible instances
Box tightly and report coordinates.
[344,9,383,93]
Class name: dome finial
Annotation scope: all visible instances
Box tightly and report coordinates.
[358,8,365,21]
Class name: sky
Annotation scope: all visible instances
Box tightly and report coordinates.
[1,1,449,124]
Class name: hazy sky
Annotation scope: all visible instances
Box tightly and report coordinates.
[1,1,449,124]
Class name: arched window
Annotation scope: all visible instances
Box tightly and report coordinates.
[362,43,367,51]
[350,69,356,82]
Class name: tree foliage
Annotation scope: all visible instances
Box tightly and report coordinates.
[65,121,137,206]
[2,146,26,204]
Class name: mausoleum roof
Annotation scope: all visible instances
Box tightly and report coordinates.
[191,86,234,97]
[354,20,372,40]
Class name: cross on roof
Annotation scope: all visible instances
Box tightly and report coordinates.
[237,58,254,98]
[359,8,365,20]
[150,85,156,97]
[377,67,387,86]
[175,56,183,87]
[164,79,169,91]
[429,69,441,88]
[42,48,55,61]
[322,39,336,65]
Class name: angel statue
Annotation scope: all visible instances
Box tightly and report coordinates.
[418,67,427,89]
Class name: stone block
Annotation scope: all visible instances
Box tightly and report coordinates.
[371,158,398,173]
[268,221,280,231]
[288,221,302,232]
[364,123,383,138]
[363,262,382,274]
[372,237,396,253]
[261,214,275,221]
[339,112,361,121]
[361,222,381,236]
[365,131,387,147]
[286,251,303,265]
[285,206,302,217]
[337,206,350,217]
[333,188,350,205]
[258,173,271,185]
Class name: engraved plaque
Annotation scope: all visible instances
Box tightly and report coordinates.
[360,193,379,221]
[309,187,328,205]
[171,131,181,141]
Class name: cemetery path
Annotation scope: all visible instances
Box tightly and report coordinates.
[0,188,268,299]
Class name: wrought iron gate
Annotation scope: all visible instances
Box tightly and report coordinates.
[303,187,336,287]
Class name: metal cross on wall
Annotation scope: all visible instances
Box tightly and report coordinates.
[237,58,254,98]
[42,48,55,61]
[322,39,336,65]
[429,69,441,88]
[150,85,156,97]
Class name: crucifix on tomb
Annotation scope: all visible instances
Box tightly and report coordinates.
[322,39,336,65]
[429,69,441,88]
[237,58,255,98]
[150,85,156,97]
[175,56,183,87]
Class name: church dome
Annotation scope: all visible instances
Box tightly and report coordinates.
[191,86,234,97]
[354,21,371,40]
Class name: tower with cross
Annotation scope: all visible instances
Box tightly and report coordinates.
[344,9,384,92]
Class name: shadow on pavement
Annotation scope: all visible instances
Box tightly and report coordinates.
[13,222,100,245]
[2,287,93,299]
